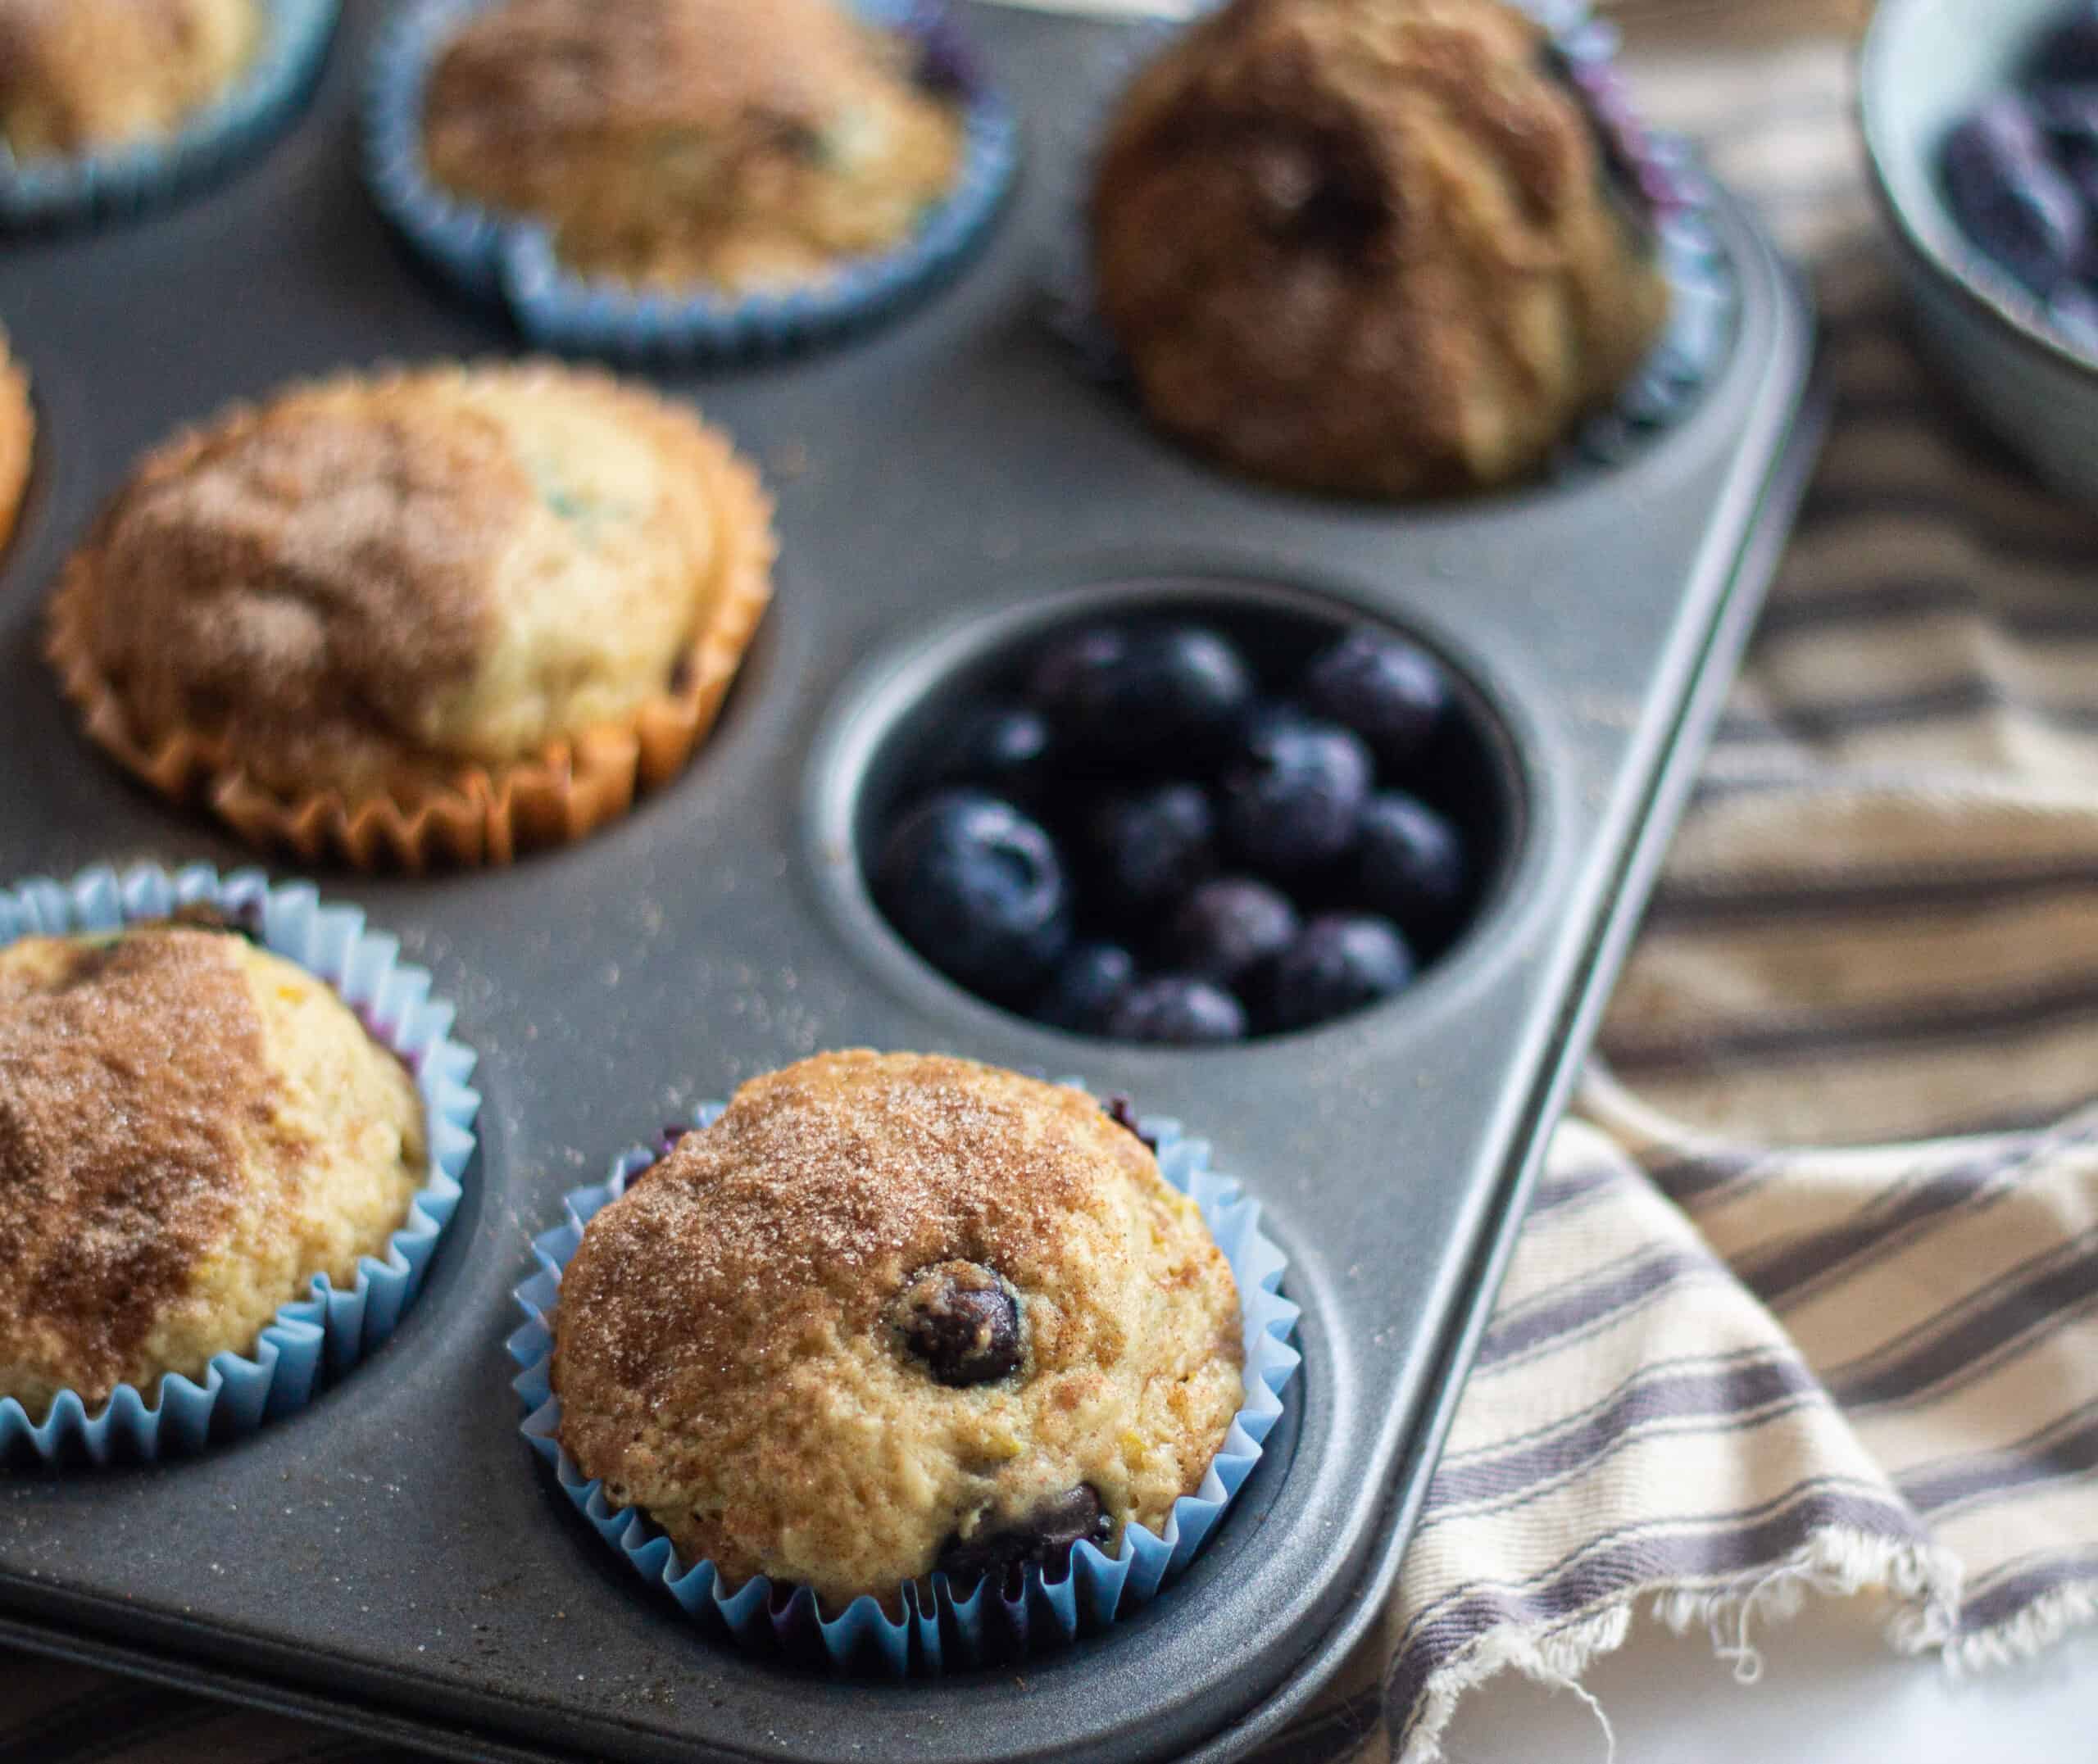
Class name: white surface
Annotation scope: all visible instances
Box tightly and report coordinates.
[1436,1594,2098,1762]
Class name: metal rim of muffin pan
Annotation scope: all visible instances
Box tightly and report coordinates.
[0,5,1819,1762]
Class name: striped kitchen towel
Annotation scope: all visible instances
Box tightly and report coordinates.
[11,10,2098,1764]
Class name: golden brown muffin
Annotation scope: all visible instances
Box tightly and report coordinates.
[46,361,775,868]
[0,922,425,1416]
[0,0,262,160]
[0,331,30,551]
[422,0,965,292]
[1090,0,1670,500]
[553,1051,1245,1609]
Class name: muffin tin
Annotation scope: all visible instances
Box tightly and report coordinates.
[0,5,1819,1762]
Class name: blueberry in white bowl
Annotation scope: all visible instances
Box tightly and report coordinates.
[1862,0,2098,506]
[856,596,1511,1041]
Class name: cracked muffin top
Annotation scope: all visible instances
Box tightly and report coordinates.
[1090,0,1669,500]
[552,1050,1245,1608]
[422,0,966,292]
[50,361,770,804]
[0,918,425,1416]
[0,0,261,160]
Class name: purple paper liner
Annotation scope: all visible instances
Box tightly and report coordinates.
[0,0,339,230]
[0,863,479,1466]
[363,0,1018,360]
[507,1086,1300,1676]
[1046,0,1737,483]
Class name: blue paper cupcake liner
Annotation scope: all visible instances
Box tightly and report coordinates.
[1047,0,1738,486]
[0,863,479,1465]
[0,0,340,231]
[508,1086,1300,1676]
[363,0,1019,360]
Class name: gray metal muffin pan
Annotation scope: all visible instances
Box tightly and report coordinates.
[0,4,1820,1761]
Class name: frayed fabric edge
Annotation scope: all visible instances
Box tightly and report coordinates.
[1945,1575,2098,1676]
[1394,1526,1960,1764]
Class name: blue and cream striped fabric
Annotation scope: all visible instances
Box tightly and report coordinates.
[12,11,2098,1764]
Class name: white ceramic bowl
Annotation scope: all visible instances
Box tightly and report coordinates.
[1860,0,2098,506]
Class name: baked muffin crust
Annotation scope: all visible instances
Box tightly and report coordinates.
[0,923,425,1415]
[422,0,965,291]
[553,1051,1245,1608]
[1090,0,1670,499]
[0,332,30,551]
[51,362,769,807]
[0,0,261,160]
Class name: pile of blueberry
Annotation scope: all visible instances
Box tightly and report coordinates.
[1939,2,2098,351]
[869,615,1483,1043]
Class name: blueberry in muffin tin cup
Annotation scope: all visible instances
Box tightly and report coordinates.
[0,0,341,231]
[362,0,1019,361]
[1045,0,1737,481]
[507,1090,1300,1676]
[0,862,479,1465]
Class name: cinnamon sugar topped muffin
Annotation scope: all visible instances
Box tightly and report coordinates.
[0,0,263,160]
[46,361,774,867]
[1090,0,1670,500]
[552,1051,1245,1608]
[422,0,966,292]
[0,920,424,1416]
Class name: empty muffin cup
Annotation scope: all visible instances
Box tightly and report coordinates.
[507,1084,1299,1675]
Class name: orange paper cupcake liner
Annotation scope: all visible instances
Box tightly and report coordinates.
[45,367,776,873]
[0,340,34,553]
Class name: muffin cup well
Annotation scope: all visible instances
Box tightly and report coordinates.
[0,862,479,1466]
[0,0,339,231]
[1047,2,1737,487]
[507,1089,1301,1676]
[362,0,1019,361]
[43,364,778,872]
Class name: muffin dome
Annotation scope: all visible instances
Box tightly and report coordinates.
[48,361,774,866]
[0,920,425,1416]
[0,0,262,160]
[1090,0,1670,499]
[421,0,965,292]
[552,1051,1245,1609]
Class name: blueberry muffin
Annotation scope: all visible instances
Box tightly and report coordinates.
[0,331,30,550]
[421,0,966,292]
[552,1050,1245,1608]
[0,0,263,160]
[0,918,425,1416]
[1090,0,1670,499]
[46,361,775,868]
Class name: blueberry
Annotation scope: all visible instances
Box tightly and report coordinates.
[1085,782,1216,915]
[1027,623,1252,760]
[1220,707,1373,874]
[932,702,1052,796]
[873,791,1071,1000]
[1301,628,1451,768]
[935,1485,1110,1589]
[1032,941,1137,1034]
[2027,4,2098,83]
[1101,1094,1159,1150]
[1941,97,2087,296]
[1264,914,1417,1032]
[892,1261,1023,1386]
[1108,976,1248,1045]
[1351,791,1470,932]
[1164,877,1300,984]
[2032,84,2098,189]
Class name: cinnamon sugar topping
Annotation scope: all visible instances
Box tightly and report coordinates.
[75,401,520,776]
[0,927,269,1399]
